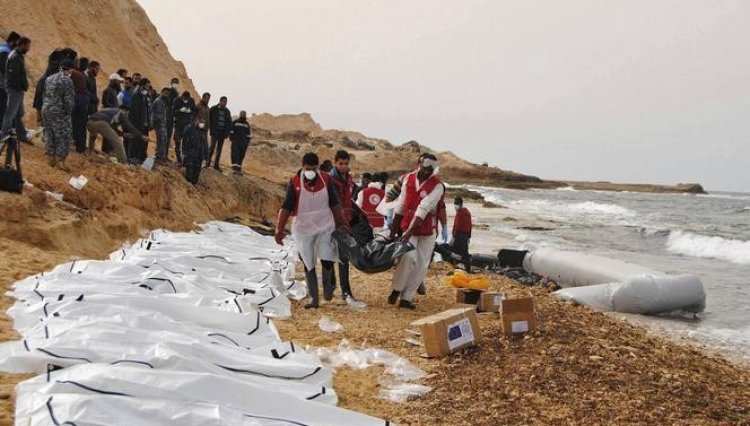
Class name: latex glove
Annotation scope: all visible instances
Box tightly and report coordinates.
[441,225,449,244]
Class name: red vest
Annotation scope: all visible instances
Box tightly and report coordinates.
[290,172,331,215]
[329,170,355,223]
[361,186,386,228]
[401,171,444,236]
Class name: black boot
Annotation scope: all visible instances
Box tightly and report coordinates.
[399,299,417,310]
[388,290,400,305]
[322,264,336,302]
[339,260,354,301]
[417,282,427,295]
[304,268,319,309]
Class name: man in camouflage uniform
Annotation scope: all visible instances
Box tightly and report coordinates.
[42,59,75,170]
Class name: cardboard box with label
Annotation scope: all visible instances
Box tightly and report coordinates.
[499,297,536,337]
[409,307,482,357]
[455,288,483,305]
[477,292,504,313]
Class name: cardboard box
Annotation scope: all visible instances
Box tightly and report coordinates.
[455,288,483,305]
[499,297,536,337]
[478,292,505,313]
[410,307,482,357]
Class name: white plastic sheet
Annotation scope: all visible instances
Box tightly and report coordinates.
[1,222,388,425]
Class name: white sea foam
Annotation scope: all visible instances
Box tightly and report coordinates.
[666,230,750,265]
[509,199,636,218]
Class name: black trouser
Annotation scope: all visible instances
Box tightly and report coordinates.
[173,121,188,163]
[72,94,89,153]
[208,131,228,167]
[166,117,174,148]
[327,259,353,300]
[0,89,6,131]
[453,232,471,269]
[304,259,334,306]
[230,137,249,171]
[184,157,202,184]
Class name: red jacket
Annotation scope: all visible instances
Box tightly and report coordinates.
[401,171,444,236]
[329,168,355,223]
[453,207,472,237]
[361,186,385,228]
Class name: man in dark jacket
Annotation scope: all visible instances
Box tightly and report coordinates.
[328,149,358,301]
[229,110,251,175]
[182,114,208,185]
[0,36,31,141]
[128,78,152,163]
[70,58,89,153]
[165,77,179,148]
[172,91,195,165]
[85,61,100,115]
[101,73,122,108]
[208,96,231,170]
[0,31,20,132]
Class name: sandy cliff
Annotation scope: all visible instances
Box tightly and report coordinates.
[0,0,196,122]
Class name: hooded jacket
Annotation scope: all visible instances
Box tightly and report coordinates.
[5,49,28,91]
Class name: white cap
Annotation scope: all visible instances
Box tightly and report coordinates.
[109,73,124,82]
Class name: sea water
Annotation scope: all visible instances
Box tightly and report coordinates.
[460,186,750,364]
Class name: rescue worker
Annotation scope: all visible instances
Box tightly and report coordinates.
[86,106,144,164]
[151,87,170,164]
[356,171,388,234]
[172,91,195,165]
[451,196,473,270]
[182,113,208,185]
[41,59,75,170]
[328,150,357,301]
[275,152,348,309]
[388,153,445,309]
[229,110,251,174]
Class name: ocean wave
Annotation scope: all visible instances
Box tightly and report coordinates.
[567,201,636,217]
[698,193,750,201]
[556,186,577,191]
[666,230,750,265]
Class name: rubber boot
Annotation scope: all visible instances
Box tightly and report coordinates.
[338,260,354,301]
[304,268,319,309]
[322,264,336,302]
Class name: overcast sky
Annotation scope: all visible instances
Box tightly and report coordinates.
[137,0,749,192]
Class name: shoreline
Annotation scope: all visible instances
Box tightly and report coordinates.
[0,215,749,423]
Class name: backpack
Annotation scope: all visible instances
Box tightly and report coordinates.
[0,135,23,194]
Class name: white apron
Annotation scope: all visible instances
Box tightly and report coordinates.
[292,171,337,271]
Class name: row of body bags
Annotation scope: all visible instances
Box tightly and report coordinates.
[1,221,388,425]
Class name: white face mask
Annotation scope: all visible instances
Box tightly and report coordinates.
[454,205,460,211]
[142,90,148,95]
[197,122,205,129]
[303,170,317,180]
[172,83,179,89]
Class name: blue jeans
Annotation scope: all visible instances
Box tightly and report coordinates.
[0,89,25,139]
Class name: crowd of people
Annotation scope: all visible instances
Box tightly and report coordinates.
[275,149,472,310]
[0,31,252,184]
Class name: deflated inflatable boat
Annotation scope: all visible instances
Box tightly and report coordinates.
[522,248,706,314]
[0,221,389,425]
